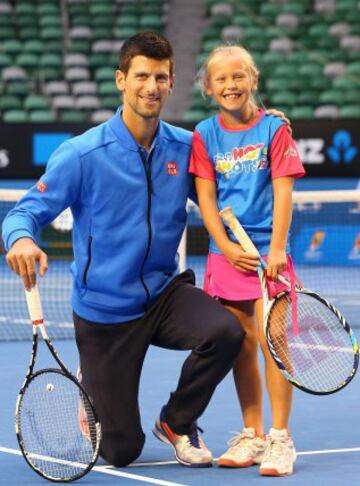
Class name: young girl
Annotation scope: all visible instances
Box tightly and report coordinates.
[189,45,305,477]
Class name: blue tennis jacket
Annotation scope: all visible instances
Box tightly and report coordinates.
[2,112,194,323]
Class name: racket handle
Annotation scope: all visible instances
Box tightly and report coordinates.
[24,284,44,325]
[220,206,291,289]
[219,207,260,256]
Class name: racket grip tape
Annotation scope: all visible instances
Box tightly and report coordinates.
[24,284,44,324]
[219,207,260,256]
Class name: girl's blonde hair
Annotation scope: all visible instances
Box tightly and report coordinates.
[197,44,261,106]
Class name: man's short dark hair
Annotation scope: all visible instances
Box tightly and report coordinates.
[119,31,174,76]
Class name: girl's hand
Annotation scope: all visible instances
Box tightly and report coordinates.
[266,248,287,280]
[222,240,260,272]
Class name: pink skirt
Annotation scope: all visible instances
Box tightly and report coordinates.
[203,252,297,302]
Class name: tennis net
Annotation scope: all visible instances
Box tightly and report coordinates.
[1,189,360,340]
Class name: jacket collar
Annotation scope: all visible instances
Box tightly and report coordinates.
[108,107,161,152]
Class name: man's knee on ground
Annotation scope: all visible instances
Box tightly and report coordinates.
[100,432,145,467]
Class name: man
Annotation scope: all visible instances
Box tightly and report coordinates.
[2,32,244,468]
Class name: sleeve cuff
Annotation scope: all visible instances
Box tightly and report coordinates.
[6,230,35,251]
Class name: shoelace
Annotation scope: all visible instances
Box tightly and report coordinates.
[187,426,204,449]
[227,431,253,447]
[265,438,289,461]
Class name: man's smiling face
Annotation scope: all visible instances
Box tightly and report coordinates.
[116,55,174,120]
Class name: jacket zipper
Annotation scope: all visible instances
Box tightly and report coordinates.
[138,148,154,307]
[83,235,93,285]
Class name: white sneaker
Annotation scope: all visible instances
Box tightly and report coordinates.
[153,407,213,467]
[218,427,268,468]
[259,428,296,476]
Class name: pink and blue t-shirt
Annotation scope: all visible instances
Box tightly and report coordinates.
[189,109,305,256]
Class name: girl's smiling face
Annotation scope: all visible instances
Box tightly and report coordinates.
[205,52,258,116]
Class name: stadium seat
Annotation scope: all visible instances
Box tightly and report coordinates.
[59,110,87,122]
[24,95,49,111]
[339,105,360,117]
[314,105,339,118]
[319,90,345,106]
[44,81,69,96]
[3,109,28,122]
[90,109,114,124]
[0,95,22,111]
[72,81,98,96]
[28,110,56,122]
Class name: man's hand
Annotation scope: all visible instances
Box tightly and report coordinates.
[266,108,292,134]
[6,237,48,290]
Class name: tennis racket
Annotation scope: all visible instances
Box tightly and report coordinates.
[15,284,101,482]
[220,206,359,395]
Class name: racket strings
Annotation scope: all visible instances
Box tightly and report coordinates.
[267,292,356,392]
[18,371,98,481]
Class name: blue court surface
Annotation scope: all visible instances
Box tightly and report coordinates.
[0,337,359,486]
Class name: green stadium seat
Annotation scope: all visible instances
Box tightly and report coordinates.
[270,91,297,107]
[89,53,110,70]
[68,40,91,54]
[259,3,282,20]
[95,67,115,82]
[0,13,12,26]
[36,67,62,81]
[298,63,324,78]
[0,53,13,69]
[16,14,37,27]
[0,95,22,111]
[339,105,360,118]
[273,64,298,79]
[113,27,138,40]
[16,53,38,72]
[39,53,62,69]
[347,61,360,75]
[6,81,29,98]
[23,39,45,54]
[59,110,88,123]
[283,3,307,15]
[333,76,360,90]
[0,26,15,40]
[19,27,40,41]
[40,27,63,41]
[37,5,59,16]
[319,89,345,106]
[93,28,112,40]
[28,110,56,122]
[100,96,120,110]
[92,15,113,29]
[139,15,164,31]
[90,4,113,16]
[233,14,253,28]
[71,15,92,27]
[15,4,33,16]
[39,16,61,28]
[343,89,360,103]
[115,15,138,28]
[2,39,23,56]
[3,109,28,122]
[98,81,118,96]
[266,77,291,93]
[298,91,320,106]
[310,76,332,91]
[24,95,49,111]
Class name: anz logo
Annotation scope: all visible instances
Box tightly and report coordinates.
[295,129,358,165]
[326,130,358,164]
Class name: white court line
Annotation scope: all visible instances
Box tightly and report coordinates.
[129,447,360,467]
[0,446,186,486]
